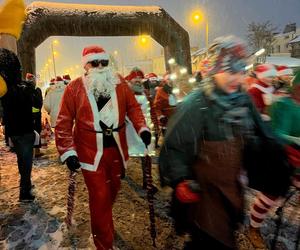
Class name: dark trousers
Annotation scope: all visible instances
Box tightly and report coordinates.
[33,112,42,148]
[10,133,35,193]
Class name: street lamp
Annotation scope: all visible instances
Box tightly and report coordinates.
[51,39,59,77]
[191,10,209,51]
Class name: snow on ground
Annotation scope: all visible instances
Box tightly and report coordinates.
[0,137,299,249]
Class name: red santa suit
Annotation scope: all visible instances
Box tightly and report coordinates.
[55,46,148,250]
[153,84,177,129]
[247,64,276,120]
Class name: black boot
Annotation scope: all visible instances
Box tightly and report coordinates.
[19,190,35,202]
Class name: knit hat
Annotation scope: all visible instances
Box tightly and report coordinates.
[277,65,293,77]
[145,73,158,81]
[125,67,144,82]
[82,45,109,66]
[0,0,26,40]
[207,35,249,75]
[49,78,55,85]
[55,76,64,84]
[62,74,71,83]
[254,64,277,80]
[292,71,300,86]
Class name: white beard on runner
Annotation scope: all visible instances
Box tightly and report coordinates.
[85,67,118,99]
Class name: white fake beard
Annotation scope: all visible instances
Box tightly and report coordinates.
[85,67,117,99]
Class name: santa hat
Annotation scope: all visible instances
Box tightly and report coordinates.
[276,65,293,77]
[49,78,55,85]
[254,64,277,79]
[63,74,71,81]
[82,45,109,66]
[55,76,64,85]
[26,73,35,81]
[145,73,158,81]
[125,68,144,82]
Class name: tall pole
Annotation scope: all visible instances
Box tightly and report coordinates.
[51,42,57,77]
[205,20,209,57]
[206,21,209,51]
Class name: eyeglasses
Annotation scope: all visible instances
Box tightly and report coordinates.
[90,60,101,68]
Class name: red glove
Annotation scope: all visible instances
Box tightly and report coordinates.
[175,180,201,203]
[285,145,300,167]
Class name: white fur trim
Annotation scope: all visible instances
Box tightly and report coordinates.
[82,76,103,172]
[252,84,274,94]
[60,150,78,163]
[138,127,150,135]
[278,68,293,76]
[256,68,277,79]
[111,90,126,168]
[82,52,110,66]
[81,77,124,171]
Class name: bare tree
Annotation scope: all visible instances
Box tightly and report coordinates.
[247,21,277,56]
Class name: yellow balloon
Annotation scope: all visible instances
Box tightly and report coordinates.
[0,75,8,97]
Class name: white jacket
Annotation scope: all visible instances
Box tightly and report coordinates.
[44,82,66,128]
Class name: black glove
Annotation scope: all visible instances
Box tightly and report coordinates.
[160,116,168,124]
[140,130,152,146]
[65,156,81,172]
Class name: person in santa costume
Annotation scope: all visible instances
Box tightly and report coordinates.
[247,71,300,249]
[62,74,71,85]
[45,78,56,97]
[153,74,177,136]
[55,45,151,250]
[273,65,293,98]
[247,64,277,120]
[125,68,156,191]
[143,73,160,148]
[159,36,290,250]
[44,76,66,128]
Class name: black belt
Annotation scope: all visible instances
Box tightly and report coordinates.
[97,123,125,136]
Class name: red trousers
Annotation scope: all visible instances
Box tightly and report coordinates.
[82,147,122,250]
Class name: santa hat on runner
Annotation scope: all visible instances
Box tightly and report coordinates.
[63,74,71,83]
[276,65,293,77]
[145,73,158,81]
[55,76,64,85]
[82,45,109,66]
[254,64,277,80]
[26,73,35,81]
[49,78,55,86]
[125,67,144,82]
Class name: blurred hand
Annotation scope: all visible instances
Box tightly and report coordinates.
[175,180,201,203]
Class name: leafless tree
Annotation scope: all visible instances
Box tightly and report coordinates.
[247,21,278,56]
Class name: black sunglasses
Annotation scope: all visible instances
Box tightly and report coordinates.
[90,60,101,68]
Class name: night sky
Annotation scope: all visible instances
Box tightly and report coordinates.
[2,0,300,78]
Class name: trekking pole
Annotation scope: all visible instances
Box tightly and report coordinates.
[145,147,157,247]
[65,171,77,228]
[271,188,297,250]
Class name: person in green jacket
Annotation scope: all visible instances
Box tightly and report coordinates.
[247,71,300,248]
[159,36,290,250]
